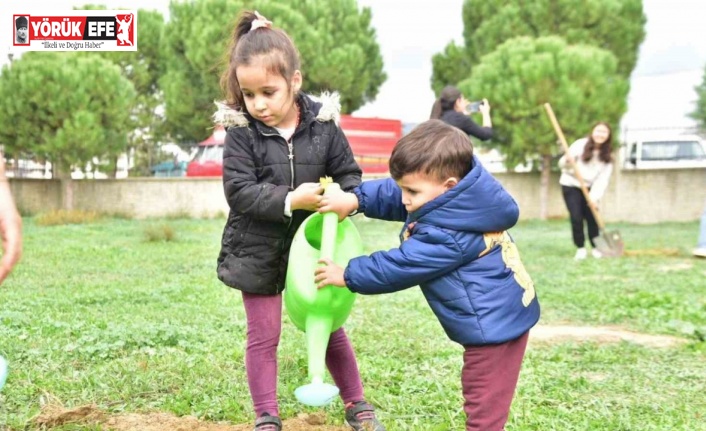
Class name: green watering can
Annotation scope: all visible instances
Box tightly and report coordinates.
[284,182,363,406]
[0,355,7,390]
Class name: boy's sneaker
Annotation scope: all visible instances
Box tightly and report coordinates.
[254,413,281,431]
[591,248,603,259]
[345,401,385,431]
[574,248,587,260]
[694,247,706,258]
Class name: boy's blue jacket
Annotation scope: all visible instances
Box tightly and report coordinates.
[344,156,540,346]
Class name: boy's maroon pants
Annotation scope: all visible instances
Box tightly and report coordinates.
[462,331,530,431]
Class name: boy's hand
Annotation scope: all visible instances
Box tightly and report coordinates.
[291,182,324,211]
[314,258,346,288]
[318,192,359,222]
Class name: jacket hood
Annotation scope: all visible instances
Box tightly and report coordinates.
[213,92,341,128]
[410,156,519,232]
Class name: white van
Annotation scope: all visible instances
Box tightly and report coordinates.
[623,135,706,169]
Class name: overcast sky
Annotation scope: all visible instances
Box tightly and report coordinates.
[2,0,705,131]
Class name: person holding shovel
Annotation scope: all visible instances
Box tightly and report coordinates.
[558,122,614,260]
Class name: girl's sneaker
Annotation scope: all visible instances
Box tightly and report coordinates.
[591,248,603,259]
[254,413,281,431]
[574,248,587,260]
[345,401,385,431]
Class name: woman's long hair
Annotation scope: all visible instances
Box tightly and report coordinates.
[430,85,462,119]
[581,122,613,163]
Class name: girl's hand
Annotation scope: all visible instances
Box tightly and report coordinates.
[314,258,346,288]
[318,192,359,222]
[291,182,324,211]
[480,98,491,115]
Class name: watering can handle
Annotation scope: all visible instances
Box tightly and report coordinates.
[319,183,342,261]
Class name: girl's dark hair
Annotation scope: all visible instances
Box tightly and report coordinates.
[390,119,473,182]
[581,121,613,163]
[429,85,462,119]
[220,11,301,109]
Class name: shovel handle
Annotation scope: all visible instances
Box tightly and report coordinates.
[543,103,606,230]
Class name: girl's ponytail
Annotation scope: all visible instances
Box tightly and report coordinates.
[233,11,270,46]
[430,86,462,119]
[429,98,442,119]
[233,11,255,45]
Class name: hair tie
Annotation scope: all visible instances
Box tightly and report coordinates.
[250,11,272,32]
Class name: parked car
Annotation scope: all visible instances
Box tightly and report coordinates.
[186,126,227,177]
[623,134,706,169]
[151,160,187,177]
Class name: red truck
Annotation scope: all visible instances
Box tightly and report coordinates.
[186,115,402,177]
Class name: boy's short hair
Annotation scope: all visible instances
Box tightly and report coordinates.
[389,119,474,182]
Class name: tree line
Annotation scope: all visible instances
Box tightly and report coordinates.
[2,0,704,188]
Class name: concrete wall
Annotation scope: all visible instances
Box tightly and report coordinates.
[8,168,706,222]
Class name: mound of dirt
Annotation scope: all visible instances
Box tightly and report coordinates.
[34,403,105,428]
[530,325,686,348]
[33,403,350,431]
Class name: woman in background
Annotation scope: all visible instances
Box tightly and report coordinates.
[430,85,493,141]
[558,122,614,260]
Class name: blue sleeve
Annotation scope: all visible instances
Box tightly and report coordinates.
[343,227,464,294]
[354,178,408,222]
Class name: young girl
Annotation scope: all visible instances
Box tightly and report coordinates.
[558,122,614,260]
[214,11,384,431]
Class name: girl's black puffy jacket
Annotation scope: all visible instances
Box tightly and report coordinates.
[214,93,362,295]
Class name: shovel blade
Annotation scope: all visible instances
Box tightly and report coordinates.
[594,230,624,257]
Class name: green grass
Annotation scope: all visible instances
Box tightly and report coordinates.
[0,217,704,430]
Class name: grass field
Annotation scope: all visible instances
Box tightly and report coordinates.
[0,216,704,430]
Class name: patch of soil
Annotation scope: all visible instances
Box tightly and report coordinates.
[530,325,686,348]
[34,403,105,428]
[623,248,681,257]
[33,403,349,431]
[656,262,694,272]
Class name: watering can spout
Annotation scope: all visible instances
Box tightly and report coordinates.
[294,315,339,406]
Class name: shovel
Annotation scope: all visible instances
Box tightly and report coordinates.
[544,103,624,257]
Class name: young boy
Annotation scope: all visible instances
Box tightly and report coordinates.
[315,119,540,431]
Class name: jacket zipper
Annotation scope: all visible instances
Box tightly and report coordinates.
[284,135,295,233]
[261,130,297,283]
[260,130,295,190]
